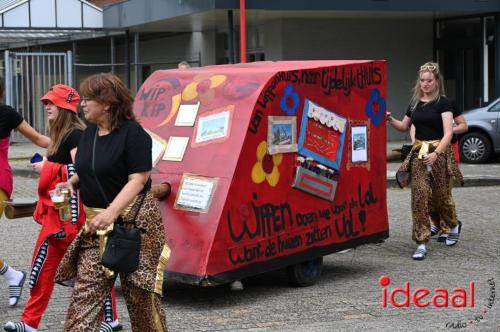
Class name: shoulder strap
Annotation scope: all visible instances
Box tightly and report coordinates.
[91,127,110,206]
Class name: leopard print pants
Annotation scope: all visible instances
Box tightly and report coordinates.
[59,193,168,331]
[410,153,458,244]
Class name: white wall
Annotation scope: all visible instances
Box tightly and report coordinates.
[268,18,433,140]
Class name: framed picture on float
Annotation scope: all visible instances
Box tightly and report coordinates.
[267,116,298,155]
[175,101,200,127]
[162,136,189,162]
[145,129,168,167]
[192,105,234,147]
[297,99,347,171]
[347,120,371,170]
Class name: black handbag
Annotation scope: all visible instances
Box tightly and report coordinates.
[91,128,145,273]
[400,144,413,161]
[101,209,143,273]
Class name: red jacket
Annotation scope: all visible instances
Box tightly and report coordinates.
[33,161,85,250]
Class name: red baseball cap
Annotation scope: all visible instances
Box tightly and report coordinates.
[40,84,80,113]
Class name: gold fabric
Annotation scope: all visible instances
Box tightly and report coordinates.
[414,139,440,160]
[83,197,138,278]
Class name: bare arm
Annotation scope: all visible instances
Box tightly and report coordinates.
[387,112,412,132]
[453,115,468,135]
[16,121,50,148]
[89,171,150,234]
[410,125,416,144]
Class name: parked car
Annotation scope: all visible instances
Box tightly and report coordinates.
[459,98,500,163]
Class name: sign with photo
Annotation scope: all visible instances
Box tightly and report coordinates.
[192,105,234,147]
[267,116,297,154]
[347,120,371,170]
[298,99,347,171]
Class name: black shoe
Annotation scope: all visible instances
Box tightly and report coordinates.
[430,224,440,237]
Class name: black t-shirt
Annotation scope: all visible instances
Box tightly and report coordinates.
[0,105,23,139]
[75,120,152,208]
[405,96,453,140]
[47,129,82,164]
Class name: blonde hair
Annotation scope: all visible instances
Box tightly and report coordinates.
[409,62,445,111]
[47,109,86,158]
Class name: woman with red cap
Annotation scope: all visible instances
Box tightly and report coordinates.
[4,85,121,332]
[0,79,49,308]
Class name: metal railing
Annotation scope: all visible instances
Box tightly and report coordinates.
[4,50,71,142]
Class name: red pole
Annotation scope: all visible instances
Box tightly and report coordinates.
[240,0,246,63]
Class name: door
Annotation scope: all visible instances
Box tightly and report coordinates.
[436,17,484,112]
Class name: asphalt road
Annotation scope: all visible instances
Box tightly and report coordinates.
[1,177,498,331]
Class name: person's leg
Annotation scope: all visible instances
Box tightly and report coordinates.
[432,157,458,229]
[102,287,122,331]
[452,142,460,165]
[428,189,441,236]
[1,190,28,308]
[410,156,431,259]
[18,239,66,328]
[121,277,167,332]
[0,188,7,218]
[436,177,456,235]
[431,156,461,246]
[0,259,26,307]
[63,239,115,332]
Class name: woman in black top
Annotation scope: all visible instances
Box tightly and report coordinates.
[56,73,169,331]
[0,79,49,308]
[387,62,462,260]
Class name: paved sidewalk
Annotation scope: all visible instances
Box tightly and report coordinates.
[1,177,499,331]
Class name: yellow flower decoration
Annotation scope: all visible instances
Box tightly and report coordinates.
[251,141,283,187]
[182,74,226,105]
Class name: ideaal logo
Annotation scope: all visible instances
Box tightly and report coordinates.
[379,276,496,329]
[379,275,474,308]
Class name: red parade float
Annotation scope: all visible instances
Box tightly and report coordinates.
[134,60,389,286]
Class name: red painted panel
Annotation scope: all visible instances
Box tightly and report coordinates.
[134,61,388,283]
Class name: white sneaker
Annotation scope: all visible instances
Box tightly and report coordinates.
[229,280,244,291]
[412,245,427,261]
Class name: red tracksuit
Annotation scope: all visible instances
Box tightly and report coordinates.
[21,162,118,328]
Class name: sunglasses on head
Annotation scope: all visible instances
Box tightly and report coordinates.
[420,65,437,71]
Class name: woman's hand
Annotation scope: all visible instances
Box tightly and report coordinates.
[386,112,393,124]
[56,181,75,197]
[31,156,47,173]
[423,151,438,166]
[89,208,120,234]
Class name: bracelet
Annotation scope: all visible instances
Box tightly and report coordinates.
[387,115,393,123]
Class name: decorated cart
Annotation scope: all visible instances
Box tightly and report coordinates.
[134,60,389,286]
